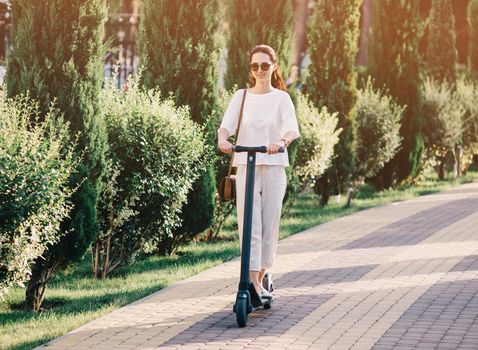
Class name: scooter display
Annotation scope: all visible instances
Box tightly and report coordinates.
[230,145,283,327]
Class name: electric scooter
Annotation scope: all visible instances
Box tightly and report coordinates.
[231,145,283,327]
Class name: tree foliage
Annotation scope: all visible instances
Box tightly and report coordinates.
[224,0,293,90]
[138,0,220,125]
[469,0,478,79]
[426,0,457,83]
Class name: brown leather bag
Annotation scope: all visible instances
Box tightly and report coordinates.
[218,89,247,201]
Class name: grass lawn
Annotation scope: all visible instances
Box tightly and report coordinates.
[1,171,477,350]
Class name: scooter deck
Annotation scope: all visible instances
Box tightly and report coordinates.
[248,298,273,310]
[262,299,273,310]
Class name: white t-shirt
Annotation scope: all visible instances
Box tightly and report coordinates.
[220,88,300,167]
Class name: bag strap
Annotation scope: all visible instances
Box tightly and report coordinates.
[227,89,247,177]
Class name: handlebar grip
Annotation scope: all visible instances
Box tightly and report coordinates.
[234,145,267,153]
[232,145,285,153]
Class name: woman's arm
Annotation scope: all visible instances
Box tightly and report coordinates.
[217,127,233,154]
[268,130,300,154]
[279,94,300,148]
[218,90,244,154]
[280,130,300,147]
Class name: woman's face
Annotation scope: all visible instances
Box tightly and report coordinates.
[250,52,276,84]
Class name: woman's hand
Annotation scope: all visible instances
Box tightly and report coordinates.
[219,140,234,154]
[267,140,286,154]
[217,128,233,154]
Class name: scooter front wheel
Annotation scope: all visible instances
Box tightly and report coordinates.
[235,298,249,327]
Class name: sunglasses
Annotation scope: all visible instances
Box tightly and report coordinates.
[249,62,273,72]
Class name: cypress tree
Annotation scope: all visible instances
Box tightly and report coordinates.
[469,0,478,79]
[6,0,107,310]
[368,0,424,187]
[425,0,459,177]
[426,0,457,83]
[224,0,293,91]
[138,0,220,243]
[305,0,361,205]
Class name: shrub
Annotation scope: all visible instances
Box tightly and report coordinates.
[0,93,77,299]
[456,77,478,172]
[288,94,340,206]
[201,88,237,242]
[422,77,465,179]
[354,78,404,180]
[92,78,209,277]
[457,77,478,148]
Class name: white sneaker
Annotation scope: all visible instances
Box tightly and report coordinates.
[261,287,274,300]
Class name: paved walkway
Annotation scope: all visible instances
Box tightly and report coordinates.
[37,182,478,350]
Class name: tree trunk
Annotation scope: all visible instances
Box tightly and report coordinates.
[438,156,446,180]
[0,21,6,61]
[25,255,57,311]
[122,0,139,43]
[93,239,100,279]
[357,0,372,65]
[345,177,361,208]
[287,0,308,85]
[453,144,462,178]
[316,174,330,207]
[345,187,354,208]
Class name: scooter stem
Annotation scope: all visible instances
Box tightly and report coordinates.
[239,150,256,291]
[233,145,284,291]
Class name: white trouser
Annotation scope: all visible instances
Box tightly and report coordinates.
[235,165,287,271]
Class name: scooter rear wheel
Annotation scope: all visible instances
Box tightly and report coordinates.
[262,272,274,292]
[235,298,248,327]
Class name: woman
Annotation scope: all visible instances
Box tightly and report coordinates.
[218,45,300,304]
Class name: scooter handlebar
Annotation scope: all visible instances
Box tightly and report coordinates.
[233,145,285,153]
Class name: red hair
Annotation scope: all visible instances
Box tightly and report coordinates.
[248,45,287,92]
